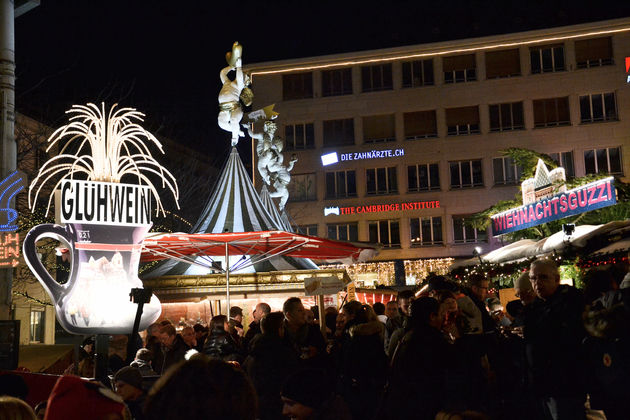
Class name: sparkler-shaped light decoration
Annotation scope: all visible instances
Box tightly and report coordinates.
[28,103,179,216]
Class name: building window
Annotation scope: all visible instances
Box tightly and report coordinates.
[327,223,358,242]
[410,217,443,246]
[443,54,476,83]
[325,170,357,198]
[323,118,354,147]
[485,48,521,79]
[579,92,617,123]
[575,37,613,69]
[533,97,570,128]
[361,63,393,92]
[453,216,487,244]
[446,106,480,136]
[489,102,524,131]
[30,309,45,343]
[549,151,575,178]
[366,167,398,195]
[450,160,483,189]
[530,44,565,74]
[288,173,317,201]
[363,114,395,143]
[322,68,353,97]
[369,219,400,248]
[402,59,434,87]
[297,224,318,237]
[285,123,315,150]
[403,110,437,140]
[282,72,313,100]
[493,156,523,185]
[408,163,440,192]
[584,147,623,175]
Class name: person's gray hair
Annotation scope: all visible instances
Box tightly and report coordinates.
[514,272,533,291]
[530,258,559,273]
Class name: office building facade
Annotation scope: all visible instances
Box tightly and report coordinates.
[245,18,630,275]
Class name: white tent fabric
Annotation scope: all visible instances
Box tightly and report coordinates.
[450,220,630,268]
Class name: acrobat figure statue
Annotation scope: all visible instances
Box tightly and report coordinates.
[245,120,283,185]
[218,42,253,146]
[268,153,298,212]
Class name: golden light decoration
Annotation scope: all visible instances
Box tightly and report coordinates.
[325,258,454,286]
[249,27,630,76]
[28,103,179,217]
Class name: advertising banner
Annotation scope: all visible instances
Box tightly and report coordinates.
[491,177,616,236]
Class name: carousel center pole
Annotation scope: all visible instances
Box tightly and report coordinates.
[225,241,230,315]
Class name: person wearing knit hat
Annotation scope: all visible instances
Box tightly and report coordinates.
[44,375,128,420]
[113,366,145,420]
[280,369,351,420]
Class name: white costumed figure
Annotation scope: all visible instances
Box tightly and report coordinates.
[268,153,298,212]
[245,120,281,185]
[218,42,253,146]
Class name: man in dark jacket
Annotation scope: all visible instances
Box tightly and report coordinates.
[467,274,498,335]
[243,302,271,352]
[154,323,188,375]
[282,297,325,366]
[229,306,245,347]
[244,311,298,420]
[203,314,240,362]
[525,258,586,420]
[385,297,467,420]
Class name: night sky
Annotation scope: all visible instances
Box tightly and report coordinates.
[14,0,630,158]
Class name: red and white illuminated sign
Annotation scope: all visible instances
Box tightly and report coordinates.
[324,200,439,216]
[0,233,20,268]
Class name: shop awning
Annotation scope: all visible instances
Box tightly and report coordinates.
[450,220,630,268]
[140,230,380,273]
[590,237,630,256]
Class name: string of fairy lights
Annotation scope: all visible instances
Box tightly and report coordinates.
[324,258,454,286]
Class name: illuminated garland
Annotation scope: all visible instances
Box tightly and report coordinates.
[323,258,454,286]
[578,255,629,269]
[12,291,52,306]
[250,26,630,76]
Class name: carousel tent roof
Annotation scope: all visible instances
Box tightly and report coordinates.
[142,147,317,279]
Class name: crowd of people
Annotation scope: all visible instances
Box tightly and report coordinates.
[0,257,629,420]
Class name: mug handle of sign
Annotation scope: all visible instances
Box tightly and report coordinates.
[23,224,74,302]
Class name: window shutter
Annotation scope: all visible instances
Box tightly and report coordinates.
[575,37,612,62]
[443,54,476,72]
[485,49,520,78]
[404,111,437,136]
[363,114,395,140]
[446,106,479,125]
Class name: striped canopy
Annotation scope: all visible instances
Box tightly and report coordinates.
[142,147,317,278]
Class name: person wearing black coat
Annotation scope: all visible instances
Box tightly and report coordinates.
[203,315,241,362]
[154,323,189,375]
[525,258,587,420]
[335,301,388,420]
[243,312,299,420]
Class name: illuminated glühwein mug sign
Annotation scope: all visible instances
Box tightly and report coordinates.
[23,182,160,333]
[23,103,179,334]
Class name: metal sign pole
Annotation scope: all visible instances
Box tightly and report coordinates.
[94,334,109,385]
